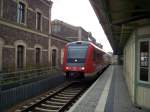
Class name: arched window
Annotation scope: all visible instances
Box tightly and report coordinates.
[0,38,4,71]
[52,49,57,67]
[36,9,42,31]
[17,45,24,69]
[35,47,41,64]
[61,49,64,65]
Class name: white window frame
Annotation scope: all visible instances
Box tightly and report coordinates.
[138,39,150,84]
[14,40,26,69]
[36,9,43,32]
[61,49,64,65]
[17,1,27,25]
[51,46,58,67]
[0,38,4,71]
[34,45,42,65]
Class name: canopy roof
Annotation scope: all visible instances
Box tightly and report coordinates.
[90,0,150,54]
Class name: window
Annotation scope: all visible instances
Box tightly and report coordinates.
[67,45,88,66]
[139,41,149,81]
[93,49,96,61]
[17,45,24,69]
[35,48,41,64]
[52,49,57,67]
[0,39,4,71]
[36,11,42,30]
[0,0,3,17]
[61,49,64,65]
[53,25,61,33]
[17,2,26,24]
[67,45,88,59]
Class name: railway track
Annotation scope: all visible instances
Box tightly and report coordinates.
[15,81,91,112]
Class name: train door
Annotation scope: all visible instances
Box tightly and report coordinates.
[138,40,150,83]
[52,49,57,67]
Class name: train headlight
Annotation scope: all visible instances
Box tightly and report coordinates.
[66,67,69,70]
[81,67,85,70]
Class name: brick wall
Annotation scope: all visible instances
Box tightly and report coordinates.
[27,0,50,17]
[52,22,78,38]
[3,0,17,22]
[0,0,70,72]
[81,28,89,41]
[0,24,50,71]
[51,37,67,68]
[27,10,36,30]
[51,20,90,41]
[2,47,16,71]
[0,24,49,49]
[2,0,51,34]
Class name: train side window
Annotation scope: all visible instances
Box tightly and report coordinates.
[139,41,149,81]
[93,50,96,61]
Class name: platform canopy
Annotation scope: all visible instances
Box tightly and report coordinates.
[90,0,150,54]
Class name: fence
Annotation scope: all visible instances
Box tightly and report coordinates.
[0,66,65,111]
[0,66,60,90]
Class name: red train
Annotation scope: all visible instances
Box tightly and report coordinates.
[63,41,111,79]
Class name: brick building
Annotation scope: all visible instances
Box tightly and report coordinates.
[0,0,69,72]
[51,34,69,69]
[52,19,96,42]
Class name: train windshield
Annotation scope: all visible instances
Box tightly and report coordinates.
[67,45,88,66]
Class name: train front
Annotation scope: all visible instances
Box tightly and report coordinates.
[63,41,89,79]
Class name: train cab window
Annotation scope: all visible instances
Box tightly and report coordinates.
[139,41,149,81]
[93,49,96,61]
[67,45,88,59]
[67,45,88,66]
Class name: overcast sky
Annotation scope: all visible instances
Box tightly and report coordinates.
[51,0,113,52]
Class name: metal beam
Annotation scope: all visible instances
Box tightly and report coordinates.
[111,9,150,14]
[112,14,150,25]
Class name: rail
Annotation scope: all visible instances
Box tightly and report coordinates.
[15,81,90,112]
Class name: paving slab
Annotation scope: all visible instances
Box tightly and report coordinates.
[68,65,114,112]
[68,65,145,112]
[105,65,144,112]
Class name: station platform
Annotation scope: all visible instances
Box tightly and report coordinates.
[68,65,145,112]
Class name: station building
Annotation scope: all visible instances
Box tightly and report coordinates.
[90,0,150,110]
[52,19,97,43]
[0,0,70,72]
[0,0,102,73]
[52,19,104,48]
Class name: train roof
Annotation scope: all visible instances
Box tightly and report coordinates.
[66,41,110,55]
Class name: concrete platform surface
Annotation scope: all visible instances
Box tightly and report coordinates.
[68,65,145,112]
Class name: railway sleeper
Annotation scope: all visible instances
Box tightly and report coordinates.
[15,109,22,112]
[50,98,69,103]
[54,95,72,100]
[58,93,75,97]
[35,107,57,112]
[41,103,62,110]
[60,92,77,95]
[29,101,36,105]
[46,100,66,106]
[65,88,82,91]
[63,90,81,93]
